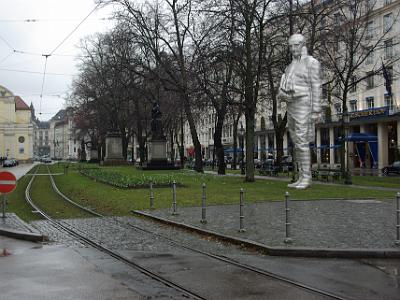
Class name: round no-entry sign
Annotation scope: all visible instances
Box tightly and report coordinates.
[0,171,17,194]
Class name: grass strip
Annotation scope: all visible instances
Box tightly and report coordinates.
[29,165,94,219]
[48,164,398,217]
[7,165,43,222]
[80,168,180,188]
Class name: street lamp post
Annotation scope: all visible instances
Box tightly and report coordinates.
[239,123,245,175]
[343,112,352,184]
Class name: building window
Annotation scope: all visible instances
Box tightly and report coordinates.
[322,84,328,98]
[349,76,357,93]
[384,0,391,6]
[383,13,393,32]
[384,39,393,59]
[365,48,373,65]
[334,13,341,26]
[260,117,266,130]
[334,103,342,114]
[349,100,357,112]
[385,94,394,110]
[366,96,374,109]
[366,72,374,89]
[365,0,374,10]
[74,147,76,153]
[365,21,373,40]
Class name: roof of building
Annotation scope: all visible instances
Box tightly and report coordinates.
[51,109,67,121]
[37,121,50,129]
[15,96,31,111]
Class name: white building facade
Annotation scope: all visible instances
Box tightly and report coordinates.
[182,0,400,172]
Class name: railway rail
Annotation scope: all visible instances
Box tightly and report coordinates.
[24,164,354,300]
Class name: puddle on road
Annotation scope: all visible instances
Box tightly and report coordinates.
[0,248,12,256]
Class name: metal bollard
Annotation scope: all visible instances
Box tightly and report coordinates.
[149,182,155,210]
[2,195,6,219]
[200,183,207,223]
[172,181,178,215]
[284,191,293,243]
[396,192,400,245]
[239,188,246,232]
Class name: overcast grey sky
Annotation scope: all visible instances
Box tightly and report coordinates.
[0,0,116,121]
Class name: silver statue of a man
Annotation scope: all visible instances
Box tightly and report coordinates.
[278,33,322,189]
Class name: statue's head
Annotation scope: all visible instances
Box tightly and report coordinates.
[288,33,306,58]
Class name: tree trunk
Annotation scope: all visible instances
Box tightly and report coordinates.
[169,129,174,162]
[183,97,203,172]
[275,133,284,166]
[232,113,241,170]
[120,128,128,160]
[214,122,226,175]
[245,109,255,182]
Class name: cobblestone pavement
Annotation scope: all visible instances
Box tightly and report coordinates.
[0,213,39,233]
[146,199,400,249]
[30,216,245,257]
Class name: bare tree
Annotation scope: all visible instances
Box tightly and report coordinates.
[228,0,276,182]
[320,0,399,176]
[107,0,212,172]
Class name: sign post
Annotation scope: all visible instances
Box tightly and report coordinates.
[0,172,17,218]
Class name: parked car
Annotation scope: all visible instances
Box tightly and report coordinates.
[254,159,263,169]
[42,157,52,164]
[259,159,279,176]
[381,161,400,176]
[2,159,16,167]
[280,155,293,172]
[10,158,18,166]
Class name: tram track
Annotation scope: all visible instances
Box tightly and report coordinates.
[25,165,355,300]
[26,165,205,300]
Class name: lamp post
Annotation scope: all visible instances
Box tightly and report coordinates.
[343,112,352,184]
[239,123,245,175]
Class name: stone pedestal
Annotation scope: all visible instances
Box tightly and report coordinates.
[148,139,167,163]
[141,139,179,170]
[90,149,98,160]
[103,132,127,165]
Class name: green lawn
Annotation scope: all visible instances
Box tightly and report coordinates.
[29,165,93,220]
[46,164,398,218]
[351,175,400,189]
[7,166,43,222]
[7,163,398,222]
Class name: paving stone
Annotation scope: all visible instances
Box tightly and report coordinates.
[146,199,400,249]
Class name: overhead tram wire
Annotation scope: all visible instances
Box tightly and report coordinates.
[38,2,103,116]
[0,51,14,65]
[49,3,102,56]
[0,67,72,76]
[0,17,111,23]
[39,55,50,116]
[0,34,15,50]
[13,49,87,58]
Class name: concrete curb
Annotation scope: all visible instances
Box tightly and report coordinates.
[0,226,48,242]
[132,210,400,259]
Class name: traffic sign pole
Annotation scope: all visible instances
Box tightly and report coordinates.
[0,172,17,218]
[2,194,5,218]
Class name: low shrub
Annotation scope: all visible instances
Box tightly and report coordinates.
[80,168,179,188]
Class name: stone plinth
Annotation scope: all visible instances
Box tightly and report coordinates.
[103,132,127,166]
[148,139,167,162]
[90,149,98,160]
[141,139,179,170]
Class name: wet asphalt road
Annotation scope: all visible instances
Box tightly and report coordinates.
[1,164,399,299]
[29,216,400,300]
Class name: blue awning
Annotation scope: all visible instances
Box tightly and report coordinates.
[224,147,242,153]
[344,133,377,142]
